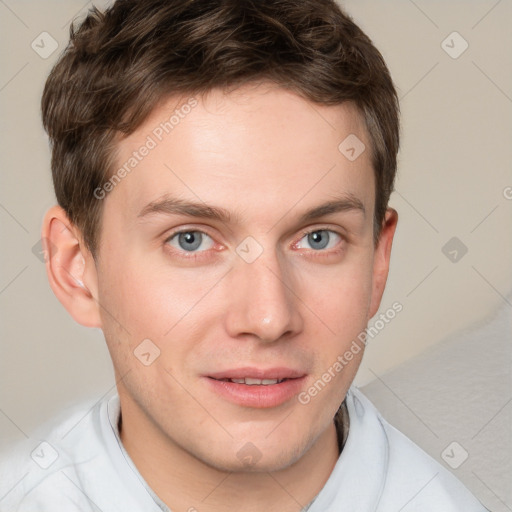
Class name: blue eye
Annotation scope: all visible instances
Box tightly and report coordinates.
[167,231,214,252]
[296,230,341,251]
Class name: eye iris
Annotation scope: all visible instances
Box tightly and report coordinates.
[308,230,329,250]
[178,231,202,251]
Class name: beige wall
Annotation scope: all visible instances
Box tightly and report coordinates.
[1,0,511,449]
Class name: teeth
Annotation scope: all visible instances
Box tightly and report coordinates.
[245,378,266,385]
[227,378,284,385]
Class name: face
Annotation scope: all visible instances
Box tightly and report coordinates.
[85,83,393,472]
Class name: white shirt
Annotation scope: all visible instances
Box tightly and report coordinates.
[0,387,487,511]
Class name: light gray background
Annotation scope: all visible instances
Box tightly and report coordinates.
[1,1,511,510]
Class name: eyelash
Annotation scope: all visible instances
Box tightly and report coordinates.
[164,226,345,261]
[164,229,218,262]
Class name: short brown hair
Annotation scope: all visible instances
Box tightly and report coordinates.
[42,0,399,256]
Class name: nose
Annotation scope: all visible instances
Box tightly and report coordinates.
[224,247,304,343]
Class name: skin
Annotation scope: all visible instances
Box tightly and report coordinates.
[43,82,398,512]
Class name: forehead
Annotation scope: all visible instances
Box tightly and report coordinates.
[106,83,375,227]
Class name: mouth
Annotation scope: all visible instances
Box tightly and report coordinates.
[211,377,290,385]
[204,367,307,408]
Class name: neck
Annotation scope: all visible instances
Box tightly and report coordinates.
[119,398,341,512]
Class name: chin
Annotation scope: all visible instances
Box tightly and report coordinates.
[194,431,315,474]
[203,450,303,474]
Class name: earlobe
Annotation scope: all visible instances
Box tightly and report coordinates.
[368,208,398,319]
[42,205,102,328]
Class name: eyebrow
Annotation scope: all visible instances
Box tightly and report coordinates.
[299,194,365,223]
[138,196,233,223]
[137,193,365,224]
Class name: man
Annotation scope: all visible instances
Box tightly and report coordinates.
[0,0,487,510]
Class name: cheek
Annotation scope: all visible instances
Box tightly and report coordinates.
[297,256,373,406]
[97,250,226,341]
[300,256,373,332]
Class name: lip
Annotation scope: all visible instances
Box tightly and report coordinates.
[204,367,307,408]
[207,366,306,380]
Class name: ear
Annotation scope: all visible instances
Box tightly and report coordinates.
[368,208,398,319]
[42,205,102,328]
